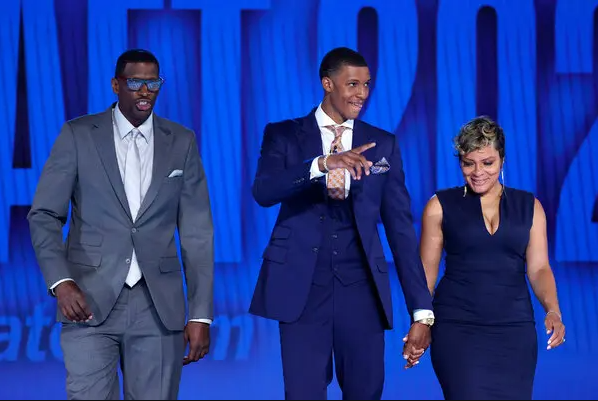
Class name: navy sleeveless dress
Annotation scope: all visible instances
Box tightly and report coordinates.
[430,186,538,400]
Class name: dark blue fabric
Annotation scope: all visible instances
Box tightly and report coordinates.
[431,186,538,400]
[249,109,432,329]
[312,198,369,286]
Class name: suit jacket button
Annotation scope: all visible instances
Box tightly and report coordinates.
[125,258,131,264]
[131,228,137,233]
[312,247,319,253]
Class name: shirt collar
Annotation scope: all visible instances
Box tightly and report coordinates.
[315,103,354,132]
[113,103,153,143]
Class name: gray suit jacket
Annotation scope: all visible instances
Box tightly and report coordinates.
[28,105,214,331]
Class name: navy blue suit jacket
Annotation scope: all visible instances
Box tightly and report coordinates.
[249,109,432,329]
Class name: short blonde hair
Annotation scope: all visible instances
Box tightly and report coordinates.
[454,116,505,160]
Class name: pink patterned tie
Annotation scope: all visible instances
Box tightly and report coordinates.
[326,125,347,200]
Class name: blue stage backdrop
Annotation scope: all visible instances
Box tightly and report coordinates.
[1,0,597,399]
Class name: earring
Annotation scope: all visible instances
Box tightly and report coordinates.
[501,169,505,186]
[463,184,467,197]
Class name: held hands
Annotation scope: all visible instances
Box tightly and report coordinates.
[54,281,93,322]
[545,311,566,350]
[319,142,376,180]
[183,321,210,365]
[402,322,431,369]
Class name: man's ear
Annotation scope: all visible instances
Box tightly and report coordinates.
[321,76,333,94]
[111,77,119,95]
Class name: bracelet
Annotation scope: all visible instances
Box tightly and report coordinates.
[323,154,331,173]
[546,310,562,320]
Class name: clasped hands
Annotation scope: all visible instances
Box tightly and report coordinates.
[402,322,432,369]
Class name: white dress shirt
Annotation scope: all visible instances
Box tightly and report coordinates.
[308,103,434,323]
[51,104,211,325]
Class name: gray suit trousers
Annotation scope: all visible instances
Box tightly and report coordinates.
[60,280,184,400]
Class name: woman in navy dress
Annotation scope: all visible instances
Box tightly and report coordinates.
[418,116,566,399]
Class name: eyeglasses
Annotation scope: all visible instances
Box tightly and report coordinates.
[118,77,164,92]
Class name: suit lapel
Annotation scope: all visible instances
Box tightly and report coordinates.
[350,120,373,199]
[91,106,133,221]
[136,115,173,221]
[297,109,324,163]
[294,109,327,202]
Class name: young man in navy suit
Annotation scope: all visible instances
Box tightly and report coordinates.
[250,47,434,400]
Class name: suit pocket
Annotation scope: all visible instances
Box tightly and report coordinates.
[67,249,102,268]
[159,257,181,273]
[376,257,388,273]
[262,246,287,264]
[79,232,103,247]
[163,176,183,184]
[271,226,291,239]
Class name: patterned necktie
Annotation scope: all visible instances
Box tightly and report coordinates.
[326,125,347,200]
[123,128,143,287]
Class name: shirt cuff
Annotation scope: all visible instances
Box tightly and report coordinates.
[50,278,74,296]
[189,318,212,325]
[413,309,435,322]
[310,157,326,180]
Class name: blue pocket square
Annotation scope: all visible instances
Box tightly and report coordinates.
[370,157,390,174]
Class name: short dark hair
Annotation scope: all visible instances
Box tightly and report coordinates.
[114,49,160,78]
[454,116,506,160]
[319,47,368,80]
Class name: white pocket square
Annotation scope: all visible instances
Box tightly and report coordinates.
[168,169,183,178]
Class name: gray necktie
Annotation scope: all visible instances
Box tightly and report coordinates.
[124,128,142,286]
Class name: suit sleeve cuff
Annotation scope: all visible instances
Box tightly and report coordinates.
[413,309,435,322]
[310,157,326,180]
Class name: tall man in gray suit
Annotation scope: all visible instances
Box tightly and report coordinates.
[28,49,214,400]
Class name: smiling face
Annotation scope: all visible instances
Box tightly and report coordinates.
[454,116,506,196]
[460,145,503,195]
[320,64,371,123]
